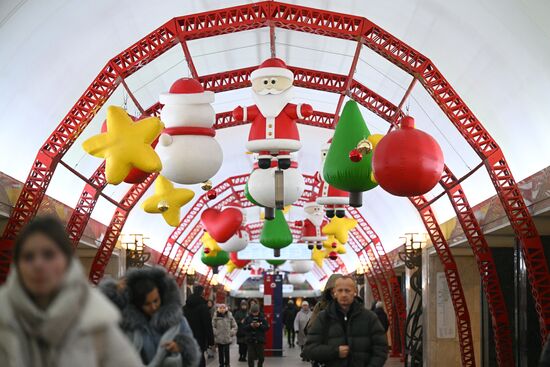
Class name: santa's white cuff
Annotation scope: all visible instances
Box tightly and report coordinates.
[296,104,304,120]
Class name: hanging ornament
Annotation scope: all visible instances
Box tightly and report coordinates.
[348,149,363,163]
[156,78,223,185]
[356,138,373,155]
[323,100,382,207]
[288,273,306,285]
[207,189,217,200]
[322,235,347,255]
[141,176,195,227]
[201,232,222,257]
[295,201,327,250]
[311,247,326,267]
[316,139,350,219]
[322,216,357,245]
[233,58,313,170]
[82,106,164,185]
[201,249,230,274]
[289,260,314,274]
[373,116,444,196]
[230,251,250,269]
[328,251,338,261]
[217,202,249,253]
[266,259,286,266]
[260,209,293,257]
[200,207,243,243]
[201,180,213,191]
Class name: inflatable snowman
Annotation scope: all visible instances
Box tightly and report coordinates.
[316,138,349,218]
[295,201,328,250]
[157,78,223,185]
[217,201,249,253]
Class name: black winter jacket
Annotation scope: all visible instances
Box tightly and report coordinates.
[282,305,298,329]
[373,308,389,332]
[233,308,248,342]
[243,313,269,344]
[183,293,215,351]
[303,300,388,367]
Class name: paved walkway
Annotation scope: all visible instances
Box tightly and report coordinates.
[206,343,401,366]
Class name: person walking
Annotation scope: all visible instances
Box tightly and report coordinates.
[0,216,142,367]
[303,276,388,367]
[213,304,238,367]
[306,274,343,335]
[373,301,389,333]
[243,304,269,367]
[282,300,298,347]
[122,267,201,367]
[294,301,312,360]
[184,285,216,367]
[234,300,250,361]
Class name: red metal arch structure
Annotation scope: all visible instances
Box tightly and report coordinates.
[0,2,546,364]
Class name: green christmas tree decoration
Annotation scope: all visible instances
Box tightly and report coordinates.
[266,259,286,266]
[244,181,262,207]
[323,100,378,207]
[201,249,230,274]
[260,209,292,257]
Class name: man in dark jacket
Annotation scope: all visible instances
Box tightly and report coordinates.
[373,301,389,332]
[282,300,298,347]
[234,299,250,361]
[243,304,270,367]
[303,276,388,367]
[183,285,215,367]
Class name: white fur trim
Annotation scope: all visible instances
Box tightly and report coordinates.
[160,104,215,128]
[304,201,321,210]
[296,104,304,120]
[159,90,214,105]
[251,67,294,81]
[159,133,173,146]
[316,197,349,205]
[246,139,301,153]
[243,108,247,121]
[302,236,326,242]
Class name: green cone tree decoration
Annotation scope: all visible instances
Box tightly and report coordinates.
[323,100,378,207]
[244,182,262,207]
[266,259,286,266]
[201,249,229,274]
[260,209,292,257]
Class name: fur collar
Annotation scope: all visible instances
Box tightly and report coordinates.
[122,267,182,334]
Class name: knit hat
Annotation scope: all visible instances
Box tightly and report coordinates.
[376,301,384,309]
[301,301,309,306]
[250,58,294,82]
[250,304,260,313]
[241,299,248,306]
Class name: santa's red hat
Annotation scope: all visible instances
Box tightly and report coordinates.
[250,58,294,82]
[160,78,214,105]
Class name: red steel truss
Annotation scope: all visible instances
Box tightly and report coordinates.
[361,251,382,302]
[409,195,475,367]
[0,4,545,357]
[89,173,157,284]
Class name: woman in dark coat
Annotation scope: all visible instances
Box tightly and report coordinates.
[233,300,249,361]
[122,267,201,367]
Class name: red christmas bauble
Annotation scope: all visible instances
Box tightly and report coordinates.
[204,247,211,254]
[329,251,338,260]
[373,116,444,196]
[101,118,159,184]
[230,252,250,268]
[349,149,363,163]
[331,242,337,249]
[207,190,217,200]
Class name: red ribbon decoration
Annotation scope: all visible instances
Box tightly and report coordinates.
[163,126,216,137]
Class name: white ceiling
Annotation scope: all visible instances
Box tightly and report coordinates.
[1,0,550,274]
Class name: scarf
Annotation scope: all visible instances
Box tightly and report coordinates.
[6,261,89,367]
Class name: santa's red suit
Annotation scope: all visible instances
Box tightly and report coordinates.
[295,201,327,249]
[232,58,313,159]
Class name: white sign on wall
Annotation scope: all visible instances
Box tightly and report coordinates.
[436,272,456,339]
[259,284,294,293]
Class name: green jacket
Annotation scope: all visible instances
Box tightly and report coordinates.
[303,300,388,367]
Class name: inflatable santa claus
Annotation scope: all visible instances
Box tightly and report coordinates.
[316,138,350,218]
[157,78,223,185]
[233,58,313,170]
[217,201,249,253]
[295,201,328,250]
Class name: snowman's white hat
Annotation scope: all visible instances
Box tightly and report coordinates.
[160,78,214,105]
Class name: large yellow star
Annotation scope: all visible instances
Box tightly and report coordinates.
[322,216,357,244]
[323,235,347,255]
[141,176,194,227]
[82,105,164,184]
[201,232,222,257]
[311,247,326,268]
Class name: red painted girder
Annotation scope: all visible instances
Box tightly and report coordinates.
[89,173,157,284]
[440,166,514,367]
[362,252,382,301]
[409,195,476,367]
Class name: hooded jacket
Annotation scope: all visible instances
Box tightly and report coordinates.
[183,292,215,351]
[122,267,200,367]
[212,311,238,345]
[0,260,142,367]
[303,300,388,367]
[306,273,343,334]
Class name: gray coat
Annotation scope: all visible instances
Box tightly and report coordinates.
[303,300,388,367]
[212,312,238,345]
[122,267,201,367]
[294,309,312,346]
[0,261,142,367]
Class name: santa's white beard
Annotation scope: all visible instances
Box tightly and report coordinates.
[252,86,294,118]
[308,213,324,227]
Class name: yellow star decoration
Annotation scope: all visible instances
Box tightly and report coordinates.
[82,105,164,184]
[141,176,194,227]
[322,216,357,244]
[367,133,384,147]
[226,260,237,273]
[323,235,347,255]
[311,247,326,268]
[201,232,222,257]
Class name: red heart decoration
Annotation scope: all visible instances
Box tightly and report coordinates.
[201,208,243,243]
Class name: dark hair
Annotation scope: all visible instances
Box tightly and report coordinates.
[193,285,204,296]
[14,216,73,264]
[130,278,158,308]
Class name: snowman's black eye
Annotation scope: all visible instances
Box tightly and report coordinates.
[263,79,268,85]
[271,79,276,84]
